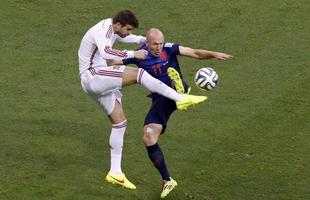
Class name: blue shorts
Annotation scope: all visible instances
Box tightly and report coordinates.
[144,80,189,134]
[144,94,177,134]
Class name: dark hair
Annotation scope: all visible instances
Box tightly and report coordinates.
[113,10,139,28]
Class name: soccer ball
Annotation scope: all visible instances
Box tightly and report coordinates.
[194,67,218,90]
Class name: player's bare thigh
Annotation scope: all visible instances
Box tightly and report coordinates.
[122,66,139,86]
[143,123,162,146]
[108,100,126,124]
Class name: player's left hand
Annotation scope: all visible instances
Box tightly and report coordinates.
[214,52,233,60]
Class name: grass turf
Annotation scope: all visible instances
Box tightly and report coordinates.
[1,0,309,199]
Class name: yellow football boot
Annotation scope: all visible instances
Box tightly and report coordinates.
[176,94,207,110]
[105,171,136,189]
[167,67,185,93]
[160,178,178,198]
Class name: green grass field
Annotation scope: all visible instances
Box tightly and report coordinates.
[1,0,309,199]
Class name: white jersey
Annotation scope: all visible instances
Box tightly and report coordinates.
[78,18,145,74]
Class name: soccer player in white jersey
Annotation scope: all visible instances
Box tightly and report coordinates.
[78,10,207,189]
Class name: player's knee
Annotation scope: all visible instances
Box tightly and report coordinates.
[143,127,158,145]
[109,102,126,124]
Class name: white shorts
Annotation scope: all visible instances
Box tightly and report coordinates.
[80,66,125,115]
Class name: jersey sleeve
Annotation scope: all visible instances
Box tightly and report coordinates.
[94,22,134,60]
[116,34,146,45]
[122,57,138,65]
[164,43,180,55]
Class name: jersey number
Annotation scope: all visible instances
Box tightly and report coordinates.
[152,64,162,76]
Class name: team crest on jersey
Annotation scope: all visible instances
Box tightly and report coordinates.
[160,51,167,60]
[164,43,174,48]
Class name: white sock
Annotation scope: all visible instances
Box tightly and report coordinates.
[109,119,127,175]
[137,69,184,102]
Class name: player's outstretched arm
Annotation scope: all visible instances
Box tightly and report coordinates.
[117,34,146,45]
[179,46,233,60]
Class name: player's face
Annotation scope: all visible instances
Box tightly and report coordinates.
[116,23,134,38]
[147,37,164,57]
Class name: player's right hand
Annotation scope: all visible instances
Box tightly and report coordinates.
[214,52,234,60]
[134,49,148,59]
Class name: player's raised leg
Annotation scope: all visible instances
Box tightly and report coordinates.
[122,66,207,110]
